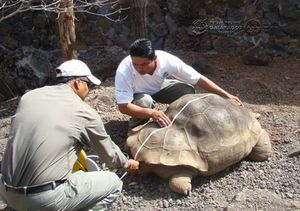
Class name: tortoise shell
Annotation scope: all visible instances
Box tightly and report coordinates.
[127,94,272,176]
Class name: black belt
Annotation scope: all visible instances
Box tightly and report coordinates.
[3,179,66,195]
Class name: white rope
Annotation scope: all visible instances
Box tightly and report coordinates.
[120,94,214,180]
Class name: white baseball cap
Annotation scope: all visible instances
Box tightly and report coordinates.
[56,59,101,85]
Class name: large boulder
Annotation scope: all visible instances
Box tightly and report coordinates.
[0,47,54,101]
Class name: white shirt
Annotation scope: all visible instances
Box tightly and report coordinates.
[115,50,202,104]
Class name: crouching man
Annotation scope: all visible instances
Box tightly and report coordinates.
[0,59,139,210]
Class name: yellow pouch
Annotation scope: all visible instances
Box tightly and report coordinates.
[72,149,88,172]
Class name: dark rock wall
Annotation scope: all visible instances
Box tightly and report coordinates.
[1,0,299,55]
[0,0,299,101]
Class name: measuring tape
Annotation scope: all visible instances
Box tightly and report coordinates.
[120,94,214,179]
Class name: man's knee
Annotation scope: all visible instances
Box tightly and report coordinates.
[177,83,195,95]
[106,171,123,193]
[170,83,195,102]
[132,93,155,108]
[89,172,123,210]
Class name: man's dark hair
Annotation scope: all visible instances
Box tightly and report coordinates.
[130,38,155,60]
[56,76,76,84]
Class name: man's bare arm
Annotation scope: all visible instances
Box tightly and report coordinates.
[118,103,171,127]
[196,76,243,106]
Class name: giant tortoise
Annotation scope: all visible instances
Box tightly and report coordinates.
[126,93,272,195]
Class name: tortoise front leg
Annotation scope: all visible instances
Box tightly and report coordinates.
[168,169,195,196]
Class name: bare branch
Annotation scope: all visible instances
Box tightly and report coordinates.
[0,0,129,22]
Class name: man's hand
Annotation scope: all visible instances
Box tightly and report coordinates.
[126,159,139,173]
[118,102,172,127]
[151,110,172,127]
[227,94,243,106]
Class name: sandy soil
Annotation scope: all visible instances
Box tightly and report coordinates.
[0,54,299,210]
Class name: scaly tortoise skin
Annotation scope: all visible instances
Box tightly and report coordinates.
[126,94,272,195]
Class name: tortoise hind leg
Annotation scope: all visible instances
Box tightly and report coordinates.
[168,169,195,196]
[247,129,272,161]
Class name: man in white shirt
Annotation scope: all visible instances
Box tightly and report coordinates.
[115,38,243,129]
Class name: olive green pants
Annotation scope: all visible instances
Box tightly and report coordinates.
[0,171,122,211]
[129,79,195,129]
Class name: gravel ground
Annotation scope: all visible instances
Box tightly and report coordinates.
[0,55,299,210]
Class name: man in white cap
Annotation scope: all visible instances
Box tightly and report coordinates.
[0,59,139,210]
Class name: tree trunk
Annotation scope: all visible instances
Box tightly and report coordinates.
[131,0,148,38]
[58,0,77,61]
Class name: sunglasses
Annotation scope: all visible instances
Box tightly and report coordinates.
[78,77,94,89]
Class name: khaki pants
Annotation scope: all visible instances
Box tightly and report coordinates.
[129,79,195,129]
[0,171,122,211]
